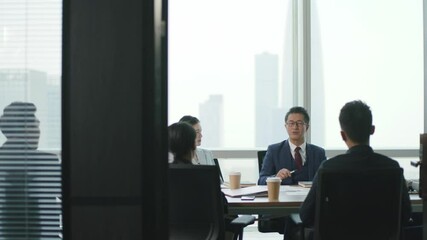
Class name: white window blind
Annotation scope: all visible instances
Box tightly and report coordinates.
[0,0,62,239]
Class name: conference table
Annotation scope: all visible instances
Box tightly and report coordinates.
[224,185,423,215]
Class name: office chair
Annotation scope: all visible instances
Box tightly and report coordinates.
[293,167,404,240]
[257,150,266,173]
[168,164,255,240]
[256,150,287,235]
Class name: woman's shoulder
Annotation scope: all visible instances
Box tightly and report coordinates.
[196,148,214,165]
[196,148,213,156]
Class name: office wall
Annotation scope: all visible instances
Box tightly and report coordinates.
[62,0,168,239]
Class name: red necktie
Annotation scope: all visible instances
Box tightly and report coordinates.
[295,147,303,170]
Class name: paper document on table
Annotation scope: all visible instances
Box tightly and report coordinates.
[222,185,268,198]
[282,185,310,195]
[222,181,257,188]
[287,191,309,196]
[298,181,312,188]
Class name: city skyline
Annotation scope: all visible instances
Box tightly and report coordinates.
[169,0,423,150]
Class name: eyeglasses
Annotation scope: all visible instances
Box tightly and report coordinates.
[286,121,306,128]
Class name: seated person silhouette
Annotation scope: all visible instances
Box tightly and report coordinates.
[0,101,61,239]
[179,115,215,165]
[168,122,243,239]
[168,122,196,164]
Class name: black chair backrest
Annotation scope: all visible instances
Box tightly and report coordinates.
[257,151,267,173]
[314,167,403,240]
[168,164,225,240]
[213,158,224,183]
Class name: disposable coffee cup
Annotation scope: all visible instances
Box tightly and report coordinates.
[266,177,281,201]
[229,172,241,189]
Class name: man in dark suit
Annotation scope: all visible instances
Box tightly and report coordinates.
[258,106,326,185]
[258,106,326,239]
[299,100,412,233]
[0,102,62,239]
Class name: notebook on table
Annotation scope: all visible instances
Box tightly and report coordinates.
[222,185,268,198]
[298,181,312,188]
[221,181,257,188]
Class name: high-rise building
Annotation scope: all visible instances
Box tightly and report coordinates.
[255,52,284,147]
[199,94,223,148]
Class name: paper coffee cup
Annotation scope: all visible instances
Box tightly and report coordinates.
[229,172,241,189]
[266,177,281,201]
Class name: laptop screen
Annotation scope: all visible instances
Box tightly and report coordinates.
[213,158,224,183]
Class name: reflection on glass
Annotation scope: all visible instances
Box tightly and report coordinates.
[0,102,61,238]
[0,1,62,238]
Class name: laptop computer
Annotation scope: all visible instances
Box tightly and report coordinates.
[213,158,224,183]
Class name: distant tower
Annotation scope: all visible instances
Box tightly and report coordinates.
[255,53,283,147]
[199,95,223,148]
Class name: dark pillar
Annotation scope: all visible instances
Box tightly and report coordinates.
[62,0,168,239]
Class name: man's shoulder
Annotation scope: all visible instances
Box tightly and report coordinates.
[30,150,61,161]
[0,149,60,163]
[306,143,325,152]
[371,151,395,160]
[322,151,400,168]
[267,140,288,150]
[371,152,401,166]
[321,154,345,165]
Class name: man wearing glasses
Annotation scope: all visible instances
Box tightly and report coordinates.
[258,106,326,185]
[257,106,326,239]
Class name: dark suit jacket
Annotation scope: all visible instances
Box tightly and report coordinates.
[299,144,412,227]
[0,141,61,239]
[258,140,327,185]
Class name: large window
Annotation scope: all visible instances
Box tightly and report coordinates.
[0,0,62,238]
[0,0,62,150]
[168,0,424,181]
[168,0,294,148]
[310,0,424,150]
